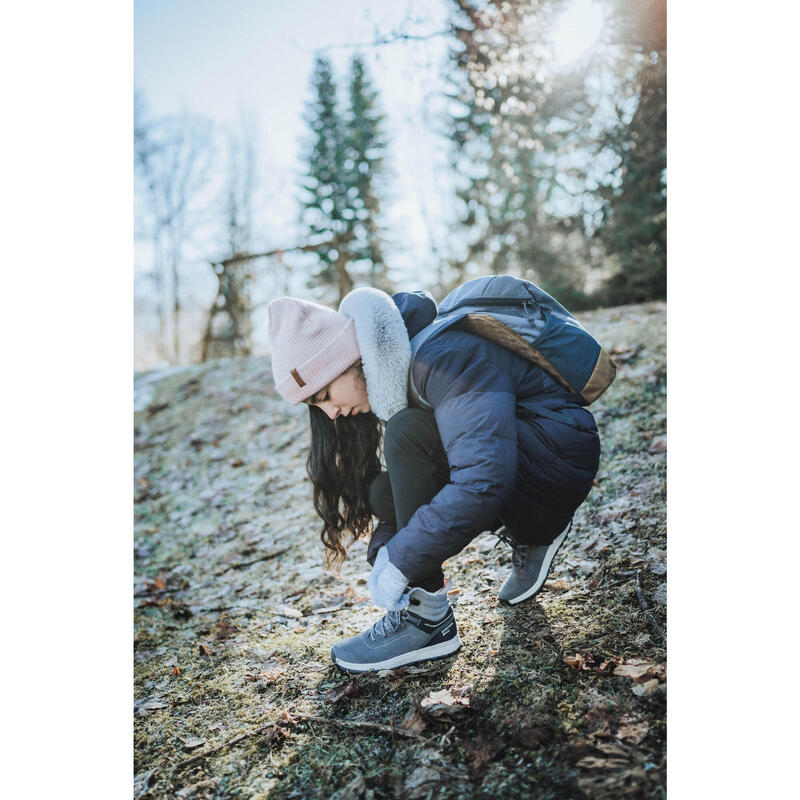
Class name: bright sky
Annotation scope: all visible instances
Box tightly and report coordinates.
[551,0,606,67]
[134,0,609,360]
[134,0,457,297]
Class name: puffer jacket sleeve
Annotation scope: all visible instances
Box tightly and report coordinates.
[384,341,518,585]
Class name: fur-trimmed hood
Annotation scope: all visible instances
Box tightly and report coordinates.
[338,287,436,422]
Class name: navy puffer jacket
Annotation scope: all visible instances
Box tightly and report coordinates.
[383,290,601,586]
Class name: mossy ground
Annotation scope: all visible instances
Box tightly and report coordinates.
[134,301,666,799]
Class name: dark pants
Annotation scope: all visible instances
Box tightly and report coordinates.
[368,409,449,592]
[367,406,599,591]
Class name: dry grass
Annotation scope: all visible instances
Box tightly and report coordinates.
[134,301,666,799]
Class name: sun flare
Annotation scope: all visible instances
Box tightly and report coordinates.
[550,0,606,67]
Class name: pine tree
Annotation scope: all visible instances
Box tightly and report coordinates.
[300,56,351,300]
[343,55,390,293]
[299,55,390,302]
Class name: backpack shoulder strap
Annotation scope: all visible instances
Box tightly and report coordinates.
[407,315,466,411]
[407,367,433,410]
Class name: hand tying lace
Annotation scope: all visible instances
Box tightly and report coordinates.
[368,609,408,641]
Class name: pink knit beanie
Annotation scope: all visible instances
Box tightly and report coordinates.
[267,297,361,404]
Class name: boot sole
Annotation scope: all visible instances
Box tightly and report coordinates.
[500,520,572,605]
[332,635,462,673]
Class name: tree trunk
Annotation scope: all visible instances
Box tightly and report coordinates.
[171,230,181,363]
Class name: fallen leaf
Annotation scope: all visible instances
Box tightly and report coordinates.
[403,766,443,799]
[135,698,169,716]
[595,739,629,757]
[545,579,570,592]
[178,736,207,751]
[564,651,595,671]
[198,643,214,657]
[260,665,288,683]
[261,720,284,742]
[398,705,428,735]
[651,582,667,605]
[647,547,667,575]
[419,688,471,721]
[610,345,639,363]
[461,734,506,776]
[214,616,237,640]
[262,725,284,743]
[612,658,665,683]
[324,679,359,704]
[406,664,439,675]
[632,678,662,697]
[616,717,649,744]
[278,605,303,619]
[309,605,344,615]
[648,435,667,453]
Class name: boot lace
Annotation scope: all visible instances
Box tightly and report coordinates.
[493,528,526,568]
[369,609,407,641]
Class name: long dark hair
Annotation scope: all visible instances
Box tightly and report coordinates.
[306,367,383,571]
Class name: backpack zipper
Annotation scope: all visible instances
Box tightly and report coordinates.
[445,296,532,312]
[444,295,551,325]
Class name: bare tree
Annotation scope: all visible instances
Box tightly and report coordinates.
[201,117,258,360]
[200,116,256,361]
[134,93,214,363]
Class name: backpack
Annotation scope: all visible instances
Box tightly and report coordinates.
[408,275,616,416]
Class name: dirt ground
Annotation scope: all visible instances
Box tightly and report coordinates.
[134,300,666,800]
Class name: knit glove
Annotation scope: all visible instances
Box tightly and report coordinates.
[367,546,410,611]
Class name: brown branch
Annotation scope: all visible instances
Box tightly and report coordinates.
[211,240,336,269]
[170,710,431,775]
[298,714,431,743]
[214,547,292,576]
[171,721,281,774]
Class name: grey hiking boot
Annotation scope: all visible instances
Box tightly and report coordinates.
[497,520,573,605]
[331,585,461,673]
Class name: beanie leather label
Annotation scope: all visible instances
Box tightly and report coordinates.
[290,369,306,387]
